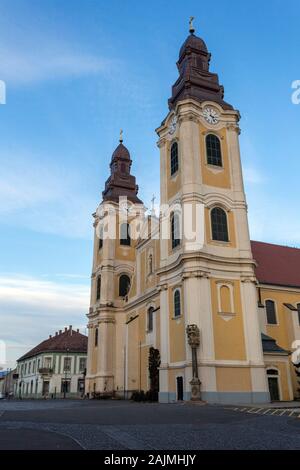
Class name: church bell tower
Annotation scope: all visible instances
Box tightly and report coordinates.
[86,134,143,397]
[156,20,269,403]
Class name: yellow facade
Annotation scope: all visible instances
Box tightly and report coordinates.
[85,27,299,404]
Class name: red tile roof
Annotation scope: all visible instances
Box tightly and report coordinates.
[251,241,300,288]
[18,328,88,362]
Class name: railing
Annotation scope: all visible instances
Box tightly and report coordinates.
[38,367,53,375]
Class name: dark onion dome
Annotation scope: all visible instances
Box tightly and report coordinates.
[168,31,233,111]
[111,143,131,162]
[179,33,208,59]
[102,140,143,204]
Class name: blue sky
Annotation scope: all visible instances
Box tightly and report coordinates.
[0,0,299,367]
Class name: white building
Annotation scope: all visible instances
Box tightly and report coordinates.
[16,326,87,398]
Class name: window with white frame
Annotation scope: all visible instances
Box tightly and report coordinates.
[174,289,181,317]
[63,357,71,372]
[44,357,52,369]
[147,307,154,332]
[265,300,277,325]
[79,357,86,373]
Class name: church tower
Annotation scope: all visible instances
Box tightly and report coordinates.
[156,21,270,403]
[85,135,143,397]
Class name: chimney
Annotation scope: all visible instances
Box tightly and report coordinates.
[77,328,79,333]
[49,335,52,339]
[59,330,62,335]
[64,327,68,332]
[55,332,58,336]
[69,325,72,330]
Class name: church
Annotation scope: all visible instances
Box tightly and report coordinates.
[85,22,300,404]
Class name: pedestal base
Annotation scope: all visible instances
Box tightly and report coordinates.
[190,378,201,401]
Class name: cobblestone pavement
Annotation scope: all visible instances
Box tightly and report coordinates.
[0,400,300,450]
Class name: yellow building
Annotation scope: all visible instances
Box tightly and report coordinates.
[85,25,300,404]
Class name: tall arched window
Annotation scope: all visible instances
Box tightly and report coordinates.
[120,223,131,246]
[98,226,103,250]
[148,254,153,274]
[206,134,222,167]
[170,142,179,176]
[171,212,181,249]
[119,274,130,297]
[96,276,101,301]
[211,207,229,242]
[174,290,181,317]
[95,328,98,347]
[266,300,277,325]
[297,303,300,325]
[147,307,154,332]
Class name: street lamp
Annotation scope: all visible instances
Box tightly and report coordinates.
[63,348,69,399]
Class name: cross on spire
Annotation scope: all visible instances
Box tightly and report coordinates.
[119,129,123,143]
[189,16,195,34]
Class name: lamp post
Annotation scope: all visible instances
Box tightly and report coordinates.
[64,348,69,399]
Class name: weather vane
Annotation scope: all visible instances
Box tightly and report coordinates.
[119,129,123,143]
[189,16,195,34]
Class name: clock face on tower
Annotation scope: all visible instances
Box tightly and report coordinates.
[203,107,219,125]
[168,115,177,135]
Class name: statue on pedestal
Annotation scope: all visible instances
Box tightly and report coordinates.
[186,324,201,400]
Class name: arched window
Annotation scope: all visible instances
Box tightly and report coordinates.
[206,134,222,167]
[98,226,103,250]
[174,290,181,317]
[95,328,98,347]
[266,300,277,325]
[147,307,154,332]
[120,223,131,246]
[211,207,229,242]
[297,303,300,326]
[171,212,181,249]
[267,368,280,401]
[170,142,179,176]
[148,254,153,274]
[119,274,130,297]
[96,276,101,301]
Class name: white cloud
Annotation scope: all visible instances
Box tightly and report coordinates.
[0,150,95,238]
[243,167,266,185]
[0,274,90,369]
[0,45,114,85]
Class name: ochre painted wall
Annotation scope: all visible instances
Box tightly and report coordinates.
[168,287,185,363]
[216,367,251,392]
[199,125,231,189]
[211,280,247,361]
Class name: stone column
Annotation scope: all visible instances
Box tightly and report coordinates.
[158,284,169,403]
[98,314,115,394]
[241,277,269,403]
[186,324,201,400]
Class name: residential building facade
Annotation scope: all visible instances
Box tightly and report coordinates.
[17,327,87,398]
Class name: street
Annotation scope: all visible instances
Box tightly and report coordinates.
[0,400,300,450]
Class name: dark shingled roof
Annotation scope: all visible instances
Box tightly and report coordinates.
[251,240,300,289]
[261,333,289,355]
[18,328,87,362]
